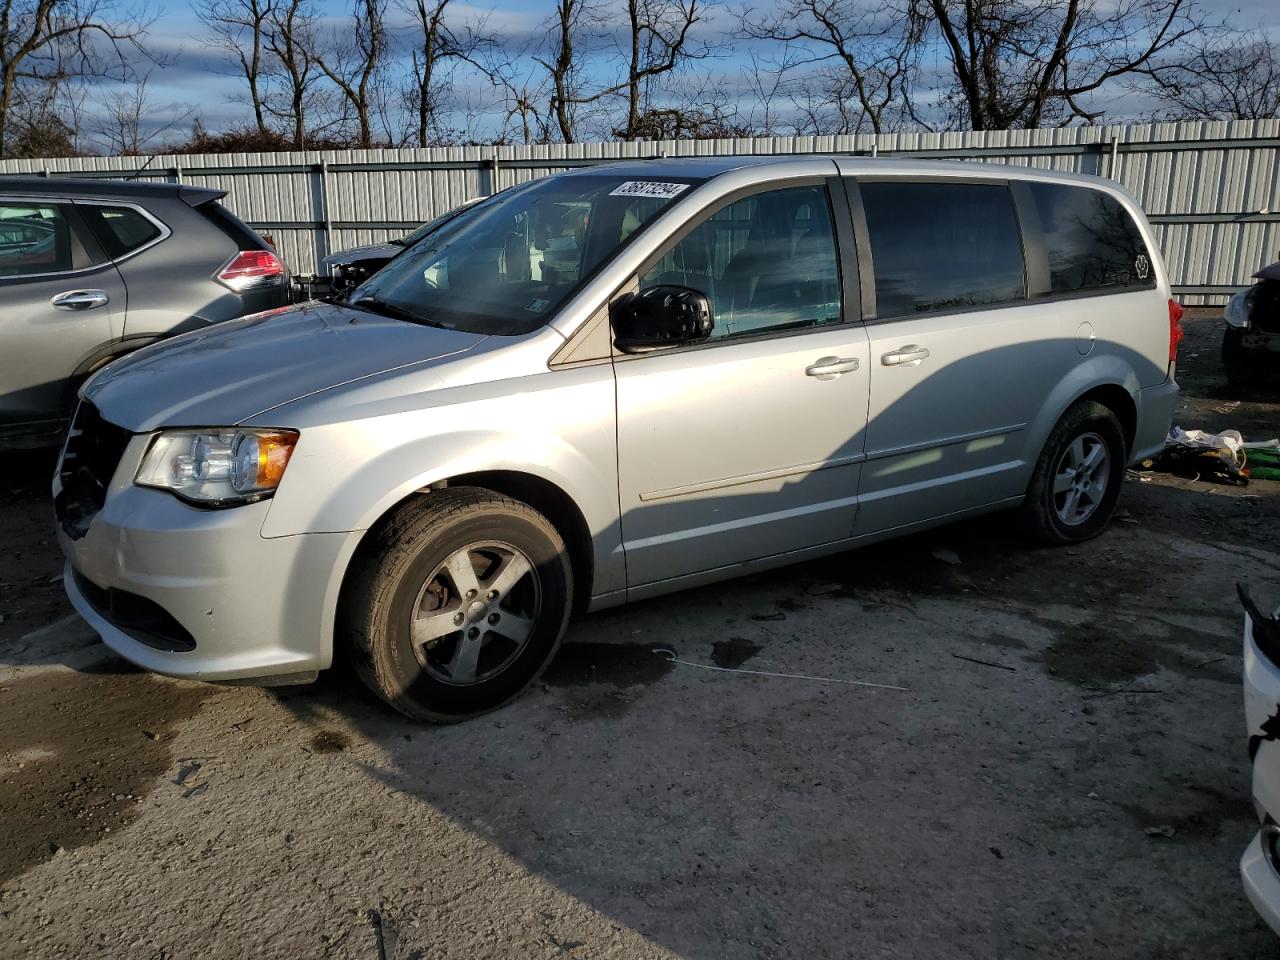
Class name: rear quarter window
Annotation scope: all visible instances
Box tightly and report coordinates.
[1027,183,1155,294]
[80,204,163,259]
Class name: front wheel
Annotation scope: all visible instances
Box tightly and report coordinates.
[1021,400,1127,546]
[341,488,573,721]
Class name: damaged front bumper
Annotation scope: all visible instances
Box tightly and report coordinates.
[1242,592,1280,936]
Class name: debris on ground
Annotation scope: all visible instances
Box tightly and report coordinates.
[1149,426,1268,485]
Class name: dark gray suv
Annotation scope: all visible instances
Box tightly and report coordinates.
[0,177,291,447]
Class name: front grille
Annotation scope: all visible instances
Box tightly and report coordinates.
[54,401,131,540]
[72,569,196,652]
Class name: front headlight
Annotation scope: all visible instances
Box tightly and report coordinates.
[135,428,299,506]
[1225,286,1256,329]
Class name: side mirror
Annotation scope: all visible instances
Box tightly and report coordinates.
[611,285,713,353]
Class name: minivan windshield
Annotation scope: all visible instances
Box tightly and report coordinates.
[348,174,701,335]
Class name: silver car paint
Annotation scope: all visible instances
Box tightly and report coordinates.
[60,156,1179,682]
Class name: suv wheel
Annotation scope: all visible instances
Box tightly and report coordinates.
[342,488,572,721]
[1021,400,1127,546]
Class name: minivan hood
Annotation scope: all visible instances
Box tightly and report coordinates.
[323,242,401,267]
[85,302,486,432]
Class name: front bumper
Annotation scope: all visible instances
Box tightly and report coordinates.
[1243,610,1280,936]
[1242,828,1280,936]
[57,435,355,681]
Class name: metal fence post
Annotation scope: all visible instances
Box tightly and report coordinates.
[318,159,333,271]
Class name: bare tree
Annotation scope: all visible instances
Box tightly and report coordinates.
[199,0,274,138]
[0,0,153,158]
[924,0,1208,130]
[93,71,193,154]
[1142,30,1279,121]
[398,0,490,146]
[262,0,321,147]
[741,0,926,135]
[539,0,599,142]
[613,0,708,141]
[312,0,387,148]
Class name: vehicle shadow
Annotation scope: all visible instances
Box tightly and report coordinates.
[267,478,1280,957]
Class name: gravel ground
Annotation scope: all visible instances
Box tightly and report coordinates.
[1,311,1279,959]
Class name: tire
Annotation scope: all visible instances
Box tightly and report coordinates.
[340,488,573,722]
[1223,327,1269,385]
[1021,400,1127,546]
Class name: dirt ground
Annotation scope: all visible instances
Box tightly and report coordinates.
[2,311,1280,959]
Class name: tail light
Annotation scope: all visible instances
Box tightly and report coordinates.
[217,250,285,292]
[1168,299,1184,362]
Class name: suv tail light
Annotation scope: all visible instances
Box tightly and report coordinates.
[1168,298,1184,362]
[218,250,285,292]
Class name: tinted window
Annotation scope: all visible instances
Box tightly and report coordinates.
[354,175,697,336]
[80,204,162,258]
[860,182,1025,319]
[0,203,72,277]
[639,184,841,341]
[1028,183,1154,293]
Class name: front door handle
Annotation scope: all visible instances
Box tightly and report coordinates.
[805,356,860,380]
[51,290,109,311]
[881,345,930,367]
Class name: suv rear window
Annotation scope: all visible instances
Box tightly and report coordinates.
[1027,183,1155,294]
[860,181,1026,319]
[80,205,163,258]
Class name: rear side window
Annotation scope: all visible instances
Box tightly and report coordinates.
[80,204,163,259]
[0,202,73,277]
[860,181,1025,319]
[1027,183,1154,294]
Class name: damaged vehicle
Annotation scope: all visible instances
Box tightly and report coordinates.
[1240,585,1280,936]
[321,197,485,298]
[1223,258,1280,383]
[54,157,1180,721]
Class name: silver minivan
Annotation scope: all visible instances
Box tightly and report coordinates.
[54,157,1182,720]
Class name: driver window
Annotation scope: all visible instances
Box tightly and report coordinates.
[638,184,842,341]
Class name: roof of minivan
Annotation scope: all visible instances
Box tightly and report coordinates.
[0,175,224,205]
[560,154,1112,188]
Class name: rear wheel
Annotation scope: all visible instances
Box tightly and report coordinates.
[341,488,573,721]
[1021,400,1127,546]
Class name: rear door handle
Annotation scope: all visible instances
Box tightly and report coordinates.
[881,345,930,367]
[51,290,109,311]
[805,356,860,380]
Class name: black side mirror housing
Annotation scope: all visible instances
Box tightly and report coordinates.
[611,285,714,353]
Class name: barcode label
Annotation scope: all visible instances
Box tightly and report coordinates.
[609,181,691,200]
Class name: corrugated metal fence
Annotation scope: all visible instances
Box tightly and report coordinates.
[3,118,1279,303]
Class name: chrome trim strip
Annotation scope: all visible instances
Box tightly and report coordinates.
[0,195,170,281]
[625,491,863,551]
[864,422,1026,462]
[638,452,865,502]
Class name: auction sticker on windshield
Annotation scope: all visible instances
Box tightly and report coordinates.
[609,181,691,199]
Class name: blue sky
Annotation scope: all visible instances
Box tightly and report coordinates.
[96,0,1280,150]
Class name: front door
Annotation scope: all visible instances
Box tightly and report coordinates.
[0,198,125,437]
[613,181,870,587]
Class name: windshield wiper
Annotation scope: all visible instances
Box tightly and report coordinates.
[346,295,442,328]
